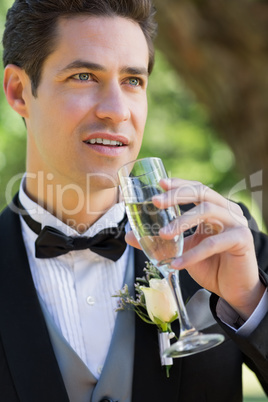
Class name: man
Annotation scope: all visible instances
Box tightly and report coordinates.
[1,0,268,401]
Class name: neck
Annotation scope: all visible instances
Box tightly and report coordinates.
[24,173,119,233]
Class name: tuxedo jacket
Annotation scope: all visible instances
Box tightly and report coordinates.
[1,200,268,402]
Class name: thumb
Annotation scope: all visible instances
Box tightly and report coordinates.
[125,231,142,250]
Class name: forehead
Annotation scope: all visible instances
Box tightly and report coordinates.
[45,15,149,72]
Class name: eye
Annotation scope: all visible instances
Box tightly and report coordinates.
[72,72,92,81]
[127,77,141,87]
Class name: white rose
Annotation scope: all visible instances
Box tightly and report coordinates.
[141,278,177,324]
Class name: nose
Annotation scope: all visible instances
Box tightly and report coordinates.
[95,82,130,123]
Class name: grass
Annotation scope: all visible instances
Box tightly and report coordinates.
[244,399,267,402]
[243,364,267,401]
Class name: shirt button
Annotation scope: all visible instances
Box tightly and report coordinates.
[97,366,103,375]
[86,296,95,306]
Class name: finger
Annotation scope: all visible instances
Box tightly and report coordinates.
[171,226,254,270]
[154,178,243,217]
[156,178,224,207]
[159,202,248,239]
[196,220,224,235]
[125,231,142,250]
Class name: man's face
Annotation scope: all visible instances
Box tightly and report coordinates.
[23,15,149,190]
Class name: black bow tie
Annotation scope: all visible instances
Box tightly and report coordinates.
[16,196,127,261]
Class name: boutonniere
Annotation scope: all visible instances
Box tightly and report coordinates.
[113,262,178,377]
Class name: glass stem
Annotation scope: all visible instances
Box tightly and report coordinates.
[168,271,198,338]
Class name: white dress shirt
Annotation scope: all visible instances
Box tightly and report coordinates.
[18,178,268,377]
[19,180,129,379]
[217,290,268,335]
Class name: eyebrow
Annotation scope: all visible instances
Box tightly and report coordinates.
[57,60,149,77]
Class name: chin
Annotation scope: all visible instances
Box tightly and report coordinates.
[85,171,119,191]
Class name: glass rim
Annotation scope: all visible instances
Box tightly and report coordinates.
[121,156,162,166]
[118,157,163,178]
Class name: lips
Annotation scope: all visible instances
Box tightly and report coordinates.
[83,133,129,147]
[83,133,129,156]
[84,138,123,146]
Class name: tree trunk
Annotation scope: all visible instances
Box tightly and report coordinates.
[154,0,268,229]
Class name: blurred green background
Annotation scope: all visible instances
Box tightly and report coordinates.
[0,1,267,400]
[0,0,266,234]
[0,0,262,221]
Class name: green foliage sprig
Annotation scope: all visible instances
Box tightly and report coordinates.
[114,261,162,325]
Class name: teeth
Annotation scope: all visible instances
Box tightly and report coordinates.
[86,138,123,146]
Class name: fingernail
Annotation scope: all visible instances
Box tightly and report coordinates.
[161,178,171,183]
[152,194,165,203]
[171,257,183,268]
[153,192,165,198]
[159,227,168,235]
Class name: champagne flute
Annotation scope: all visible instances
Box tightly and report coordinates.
[118,157,224,358]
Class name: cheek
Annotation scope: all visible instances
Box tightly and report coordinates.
[43,86,96,124]
[133,98,148,134]
[51,97,89,127]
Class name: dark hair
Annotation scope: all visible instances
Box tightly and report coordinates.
[2,0,157,96]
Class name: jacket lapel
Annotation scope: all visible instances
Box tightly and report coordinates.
[0,198,202,401]
[0,202,69,402]
[132,249,182,402]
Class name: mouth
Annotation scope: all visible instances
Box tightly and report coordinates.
[84,138,124,147]
[83,133,129,147]
[82,134,129,157]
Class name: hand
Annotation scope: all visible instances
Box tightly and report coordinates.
[126,178,265,320]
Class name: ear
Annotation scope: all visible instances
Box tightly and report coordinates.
[3,64,30,118]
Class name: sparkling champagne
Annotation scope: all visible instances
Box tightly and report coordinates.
[126,201,183,275]
[119,157,224,358]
